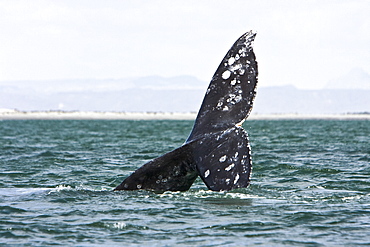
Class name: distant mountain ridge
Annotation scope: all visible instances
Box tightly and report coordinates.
[325,67,370,90]
[253,86,369,114]
[0,75,369,114]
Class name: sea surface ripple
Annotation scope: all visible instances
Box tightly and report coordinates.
[1,120,369,246]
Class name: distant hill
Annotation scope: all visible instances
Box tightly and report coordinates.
[0,76,369,114]
[325,67,370,90]
[253,86,369,114]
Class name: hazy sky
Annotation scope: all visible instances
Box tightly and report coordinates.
[1,0,369,89]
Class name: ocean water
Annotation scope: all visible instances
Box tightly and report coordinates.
[1,119,369,246]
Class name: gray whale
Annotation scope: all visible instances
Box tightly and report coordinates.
[115,31,258,192]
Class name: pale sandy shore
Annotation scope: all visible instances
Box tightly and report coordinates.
[1,109,369,120]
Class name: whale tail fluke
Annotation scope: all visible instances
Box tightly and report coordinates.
[114,143,198,192]
[193,126,252,191]
[114,31,257,192]
[114,126,252,192]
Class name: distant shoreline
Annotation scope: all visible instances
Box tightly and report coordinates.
[1,110,369,120]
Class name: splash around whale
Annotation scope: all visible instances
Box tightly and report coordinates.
[114,31,258,192]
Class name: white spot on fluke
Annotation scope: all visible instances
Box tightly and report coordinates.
[205,170,210,178]
[226,94,242,105]
[228,57,235,65]
[222,70,231,80]
[234,174,240,184]
[234,95,242,103]
[219,155,227,162]
[225,163,235,171]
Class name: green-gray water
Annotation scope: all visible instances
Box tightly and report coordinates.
[1,120,369,246]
